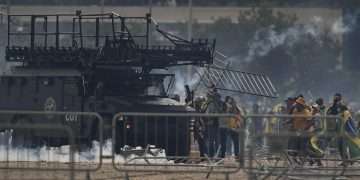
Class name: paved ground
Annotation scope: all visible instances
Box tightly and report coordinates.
[0,163,247,180]
[0,159,359,180]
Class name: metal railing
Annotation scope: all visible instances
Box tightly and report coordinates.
[111,112,245,177]
[0,110,104,180]
[1,111,359,179]
[243,114,360,179]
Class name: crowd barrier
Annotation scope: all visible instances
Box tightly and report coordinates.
[1,111,360,180]
[244,114,360,179]
[0,110,104,180]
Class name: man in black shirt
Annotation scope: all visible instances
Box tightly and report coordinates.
[327,93,348,116]
[326,93,349,165]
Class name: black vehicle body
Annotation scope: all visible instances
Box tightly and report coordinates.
[2,12,215,156]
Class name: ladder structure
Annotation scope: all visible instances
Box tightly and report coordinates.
[196,51,278,98]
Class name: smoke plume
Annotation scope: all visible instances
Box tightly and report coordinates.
[244,14,357,63]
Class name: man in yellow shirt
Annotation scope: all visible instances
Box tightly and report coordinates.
[287,96,312,164]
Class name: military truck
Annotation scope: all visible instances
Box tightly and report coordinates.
[1,12,215,156]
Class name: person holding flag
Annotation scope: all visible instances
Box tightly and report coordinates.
[338,108,360,166]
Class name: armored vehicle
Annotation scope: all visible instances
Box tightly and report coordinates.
[2,12,216,156]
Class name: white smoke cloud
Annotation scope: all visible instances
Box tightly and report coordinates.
[0,135,114,163]
[331,14,357,35]
[312,16,323,24]
[244,14,357,63]
[245,24,320,62]
[0,132,170,164]
[171,67,202,101]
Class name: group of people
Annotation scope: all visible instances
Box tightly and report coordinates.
[187,82,360,166]
[283,93,360,166]
[191,85,243,161]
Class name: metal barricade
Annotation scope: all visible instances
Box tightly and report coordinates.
[111,112,245,177]
[244,114,360,179]
[0,110,104,179]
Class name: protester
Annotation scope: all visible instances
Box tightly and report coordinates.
[202,84,222,157]
[326,93,350,165]
[315,98,326,114]
[219,96,242,160]
[193,96,208,158]
[338,109,360,166]
[193,87,360,168]
[327,93,347,116]
[285,97,296,114]
[306,103,325,166]
[291,96,312,131]
[252,103,263,147]
[287,96,312,164]
[184,85,194,106]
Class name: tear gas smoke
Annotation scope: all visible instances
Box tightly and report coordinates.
[245,14,357,63]
[171,67,202,101]
[0,131,171,164]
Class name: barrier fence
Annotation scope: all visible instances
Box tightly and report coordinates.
[244,114,360,179]
[1,111,360,179]
[111,112,244,177]
[0,110,104,180]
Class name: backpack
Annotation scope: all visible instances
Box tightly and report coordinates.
[228,116,241,129]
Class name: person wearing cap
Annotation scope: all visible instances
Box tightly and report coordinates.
[287,96,312,164]
[291,97,312,130]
